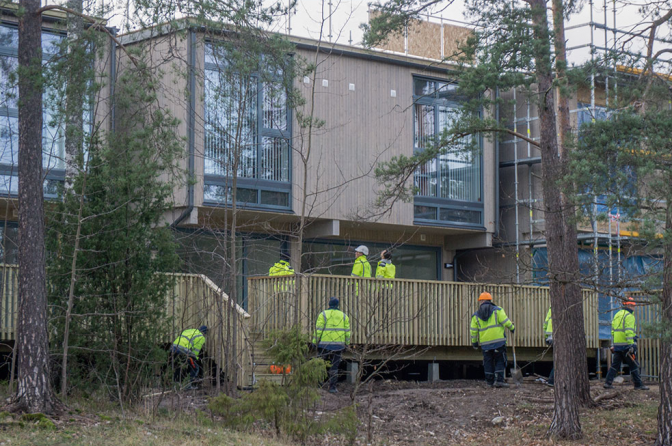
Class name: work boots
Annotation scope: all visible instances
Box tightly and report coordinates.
[631,369,649,390]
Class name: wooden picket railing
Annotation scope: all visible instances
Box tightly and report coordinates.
[247,275,601,349]
[165,273,251,386]
[0,264,17,341]
[0,268,251,386]
[629,291,662,381]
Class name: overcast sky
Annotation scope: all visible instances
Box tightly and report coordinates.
[280,0,670,66]
[100,0,671,67]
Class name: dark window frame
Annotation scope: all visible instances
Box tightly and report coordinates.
[202,42,293,212]
[412,75,484,229]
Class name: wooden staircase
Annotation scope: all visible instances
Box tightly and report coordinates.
[247,332,288,386]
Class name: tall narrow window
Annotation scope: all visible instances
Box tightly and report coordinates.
[0,24,68,197]
[412,77,483,227]
[203,43,291,210]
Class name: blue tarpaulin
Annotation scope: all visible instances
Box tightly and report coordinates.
[531,248,661,339]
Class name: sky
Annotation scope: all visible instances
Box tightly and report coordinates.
[279,0,671,67]
[99,0,671,68]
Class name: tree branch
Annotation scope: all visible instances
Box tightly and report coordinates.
[36,5,140,67]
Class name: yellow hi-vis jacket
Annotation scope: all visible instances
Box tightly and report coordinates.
[351,255,372,278]
[269,260,294,276]
[269,260,295,291]
[313,309,351,351]
[470,304,515,350]
[544,307,553,336]
[172,328,205,358]
[612,308,636,350]
[375,259,396,279]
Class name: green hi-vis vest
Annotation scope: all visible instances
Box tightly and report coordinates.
[351,256,372,278]
[312,309,351,349]
[470,306,515,347]
[612,309,636,347]
[375,260,396,279]
[544,307,553,336]
[172,328,205,358]
[269,260,294,276]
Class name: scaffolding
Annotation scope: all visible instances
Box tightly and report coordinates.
[499,0,672,293]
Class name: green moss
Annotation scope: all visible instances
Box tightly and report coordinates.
[20,413,56,430]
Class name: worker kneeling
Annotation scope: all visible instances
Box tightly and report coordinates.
[170,325,208,390]
[470,292,515,388]
[313,297,350,394]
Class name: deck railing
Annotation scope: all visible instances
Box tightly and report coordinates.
[247,275,600,349]
[629,291,662,381]
[165,273,251,385]
[0,264,17,341]
[0,268,250,385]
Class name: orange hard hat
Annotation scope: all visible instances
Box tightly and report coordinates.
[478,292,492,301]
[624,297,636,306]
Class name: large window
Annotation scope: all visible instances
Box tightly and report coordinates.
[203,43,291,210]
[412,77,482,227]
[175,230,287,309]
[302,241,440,280]
[0,24,67,197]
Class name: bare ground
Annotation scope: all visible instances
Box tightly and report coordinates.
[317,378,659,445]
[1,379,660,446]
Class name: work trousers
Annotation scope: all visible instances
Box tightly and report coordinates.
[483,347,507,385]
[170,346,200,384]
[605,349,644,387]
[319,348,343,390]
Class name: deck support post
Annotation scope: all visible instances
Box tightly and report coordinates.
[428,362,440,382]
[346,362,358,384]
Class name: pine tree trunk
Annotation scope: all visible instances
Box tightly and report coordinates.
[11,0,61,414]
[550,0,593,407]
[656,206,672,446]
[527,0,582,438]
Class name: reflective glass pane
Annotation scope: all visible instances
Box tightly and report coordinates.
[203,184,258,204]
[414,78,435,97]
[43,110,65,170]
[260,190,289,207]
[0,224,18,263]
[204,69,257,178]
[0,26,18,50]
[260,137,289,182]
[0,116,18,166]
[414,104,434,150]
[42,32,64,56]
[0,55,17,109]
[262,82,287,131]
[439,208,481,224]
[414,205,437,220]
[0,174,17,195]
[436,82,459,102]
[244,238,283,277]
[301,241,438,280]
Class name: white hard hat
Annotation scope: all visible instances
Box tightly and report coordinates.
[355,245,369,256]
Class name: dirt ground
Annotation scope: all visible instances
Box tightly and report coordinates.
[149,377,659,446]
[2,379,660,446]
[319,378,659,445]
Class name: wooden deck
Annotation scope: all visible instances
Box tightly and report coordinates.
[0,267,663,383]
